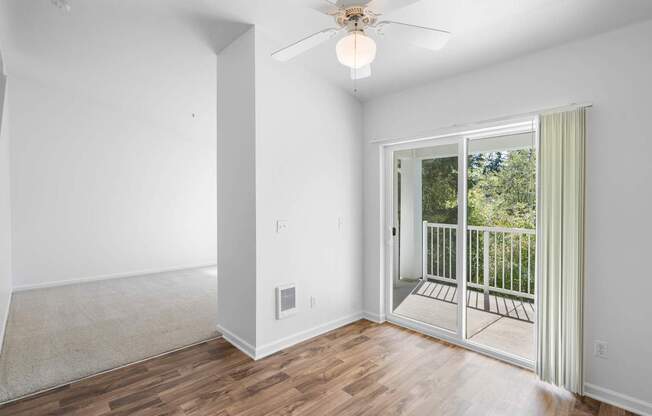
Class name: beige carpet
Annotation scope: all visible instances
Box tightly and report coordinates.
[0,266,219,403]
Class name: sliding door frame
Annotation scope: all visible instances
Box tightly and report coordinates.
[381,118,538,370]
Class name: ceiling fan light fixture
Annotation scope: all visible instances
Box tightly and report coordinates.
[336,30,376,69]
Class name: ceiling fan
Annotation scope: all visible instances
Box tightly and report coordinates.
[272,0,450,80]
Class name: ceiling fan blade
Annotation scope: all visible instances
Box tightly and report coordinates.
[366,0,422,13]
[350,64,371,80]
[271,28,340,62]
[374,21,450,51]
[337,0,372,7]
[285,0,340,15]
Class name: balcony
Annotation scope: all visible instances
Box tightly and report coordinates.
[393,222,536,360]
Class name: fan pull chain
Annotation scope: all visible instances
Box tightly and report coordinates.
[353,23,358,94]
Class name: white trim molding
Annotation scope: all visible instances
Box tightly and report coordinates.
[584,383,652,416]
[219,313,365,361]
[13,262,217,291]
[255,313,363,360]
[362,310,386,324]
[0,290,11,355]
[369,103,591,144]
[216,324,256,360]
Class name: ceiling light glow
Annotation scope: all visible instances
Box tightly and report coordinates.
[336,31,376,69]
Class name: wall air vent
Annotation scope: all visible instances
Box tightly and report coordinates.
[276,284,296,320]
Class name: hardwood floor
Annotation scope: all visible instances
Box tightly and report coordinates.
[0,320,632,416]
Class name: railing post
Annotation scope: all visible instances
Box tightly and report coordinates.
[422,221,428,280]
[483,230,490,311]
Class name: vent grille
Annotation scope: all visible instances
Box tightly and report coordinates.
[276,284,297,319]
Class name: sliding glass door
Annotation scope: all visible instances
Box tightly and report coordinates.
[385,122,538,366]
[464,132,537,361]
[390,141,460,332]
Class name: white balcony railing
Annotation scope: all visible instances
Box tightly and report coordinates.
[422,222,536,300]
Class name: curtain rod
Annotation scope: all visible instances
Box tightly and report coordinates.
[369,102,593,144]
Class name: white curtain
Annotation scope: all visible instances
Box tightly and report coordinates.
[537,108,586,394]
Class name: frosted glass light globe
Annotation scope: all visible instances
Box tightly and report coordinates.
[336,31,376,69]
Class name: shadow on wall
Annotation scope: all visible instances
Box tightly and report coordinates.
[181,12,252,54]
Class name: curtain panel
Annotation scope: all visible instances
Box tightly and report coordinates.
[537,108,586,394]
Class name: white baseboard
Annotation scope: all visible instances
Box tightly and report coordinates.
[254,312,363,360]
[584,383,652,416]
[218,313,364,361]
[362,310,386,324]
[0,289,11,355]
[215,324,256,360]
[13,262,217,292]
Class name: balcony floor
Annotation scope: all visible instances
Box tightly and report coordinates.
[393,280,535,361]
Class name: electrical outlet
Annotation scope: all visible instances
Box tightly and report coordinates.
[310,296,316,308]
[338,216,344,231]
[276,220,288,234]
[594,340,608,359]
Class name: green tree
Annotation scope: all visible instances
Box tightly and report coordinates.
[467,149,536,229]
[420,149,536,296]
[421,149,535,229]
[421,157,458,224]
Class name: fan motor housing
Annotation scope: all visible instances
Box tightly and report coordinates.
[336,5,377,30]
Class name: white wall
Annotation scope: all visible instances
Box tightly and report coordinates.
[0,56,12,347]
[216,27,363,356]
[254,29,363,350]
[363,20,652,409]
[8,71,217,288]
[216,28,258,348]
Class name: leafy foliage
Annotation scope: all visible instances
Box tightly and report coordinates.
[422,157,458,224]
[421,149,536,229]
[468,149,536,229]
[419,149,536,297]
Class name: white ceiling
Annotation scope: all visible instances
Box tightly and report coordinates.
[289,0,652,100]
[1,0,652,103]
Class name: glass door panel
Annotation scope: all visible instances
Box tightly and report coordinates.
[391,142,459,332]
[465,132,537,360]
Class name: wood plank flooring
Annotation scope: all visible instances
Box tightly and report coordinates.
[0,320,632,416]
